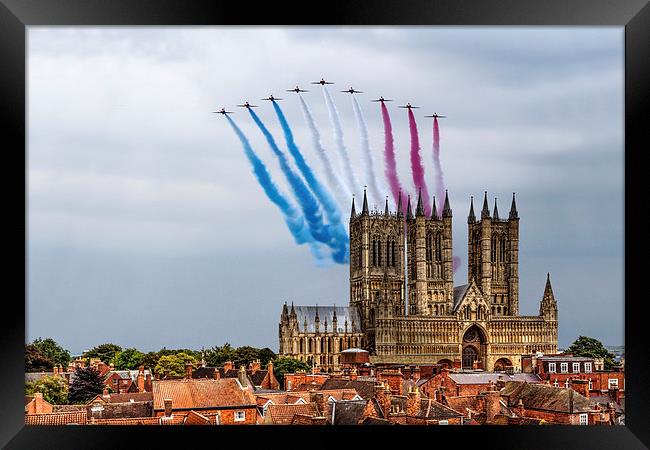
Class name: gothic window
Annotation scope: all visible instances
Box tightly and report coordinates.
[500,236,507,262]
[462,346,478,369]
[492,236,497,261]
[391,239,396,267]
[372,237,377,267]
[426,232,433,262]
[435,233,442,261]
[377,238,381,267]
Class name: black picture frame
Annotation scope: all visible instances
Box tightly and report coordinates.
[1,0,648,448]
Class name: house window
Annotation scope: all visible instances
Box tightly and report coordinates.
[438,420,449,425]
[588,379,593,390]
[573,363,580,373]
[579,413,588,425]
[608,379,619,389]
[234,411,246,422]
[560,363,568,373]
[548,363,556,373]
[584,363,592,373]
[553,379,559,387]
[565,380,570,388]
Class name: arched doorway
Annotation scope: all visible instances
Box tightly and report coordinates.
[462,325,487,369]
[493,358,513,371]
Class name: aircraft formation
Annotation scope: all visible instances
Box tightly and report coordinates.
[216,79,446,120]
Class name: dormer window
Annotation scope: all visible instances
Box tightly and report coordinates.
[560,363,568,373]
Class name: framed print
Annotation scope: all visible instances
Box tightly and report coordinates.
[1,0,648,448]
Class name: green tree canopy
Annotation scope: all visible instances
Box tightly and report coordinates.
[84,343,123,365]
[111,348,145,370]
[25,375,68,405]
[25,344,54,372]
[31,338,71,368]
[68,366,104,404]
[154,352,197,378]
[204,343,236,367]
[564,336,617,370]
[271,357,311,387]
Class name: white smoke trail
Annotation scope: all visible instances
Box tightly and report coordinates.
[298,94,351,206]
[352,95,384,207]
[323,87,360,199]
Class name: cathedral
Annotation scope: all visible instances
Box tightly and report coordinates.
[278,189,558,372]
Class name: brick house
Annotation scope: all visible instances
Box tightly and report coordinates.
[24,393,53,415]
[418,369,542,397]
[524,355,625,399]
[284,372,331,391]
[500,381,609,425]
[152,371,257,425]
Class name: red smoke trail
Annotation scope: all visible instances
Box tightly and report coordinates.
[407,108,431,216]
[432,117,446,217]
[381,102,407,209]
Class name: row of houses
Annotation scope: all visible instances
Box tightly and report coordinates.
[25,351,624,425]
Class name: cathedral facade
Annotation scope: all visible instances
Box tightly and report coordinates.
[279,189,558,372]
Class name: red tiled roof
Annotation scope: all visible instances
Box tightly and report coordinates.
[153,378,255,411]
[25,412,87,425]
[184,410,211,425]
[267,403,319,425]
[90,415,185,425]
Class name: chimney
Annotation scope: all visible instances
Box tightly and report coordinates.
[102,387,109,397]
[213,368,220,380]
[250,359,261,373]
[570,379,589,399]
[137,366,145,392]
[413,366,421,382]
[483,390,501,423]
[309,391,327,416]
[267,360,274,378]
[154,373,160,381]
[53,366,59,375]
[350,368,358,381]
[237,365,248,388]
[163,399,173,417]
[109,363,115,371]
[516,398,525,417]
[185,362,193,379]
[224,361,234,372]
[375,382,392,417]
[608,387,620,403]
[145,372,152,391]
[406,387,421,416]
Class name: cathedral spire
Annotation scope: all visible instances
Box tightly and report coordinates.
[468,196,476,223]
[397,191,403,216]
[406,195,413,220]
[290,301,295,316]
[493,198,500,220]
[509,192,519,219]
[415,188,425,217]
[481,191,491,219]
[431,196,438,220]
[361,187,369,216]
[442,190,452,218]
[350,195,356,218]
[384,196,389,216]
[544,272,554,299]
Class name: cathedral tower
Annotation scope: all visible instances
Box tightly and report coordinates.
[349,189,405,352]
[406,190,454,316]
[467,192,520,316]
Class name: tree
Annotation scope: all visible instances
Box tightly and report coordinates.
[111,348,145,370]
[31,338,71,368]
[154,352,197,378]
[257,348,276,366]
[204,343,236,367]
[271,357,311,387]
[25,375,68,404]
[68,366,104,404]
[25,344,54,372]
[84,343,123,365]
[564,336,617,370]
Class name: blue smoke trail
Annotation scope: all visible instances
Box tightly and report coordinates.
[271,100,349,264]
[225,115,314,246]
[323,87,359,198]
[247,109,333,248]
[352,95,383,205]
[298,94,351,205]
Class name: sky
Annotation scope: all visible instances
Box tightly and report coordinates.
[27,27,624,355]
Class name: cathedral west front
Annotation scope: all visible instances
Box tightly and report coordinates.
[279,189,558,372]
